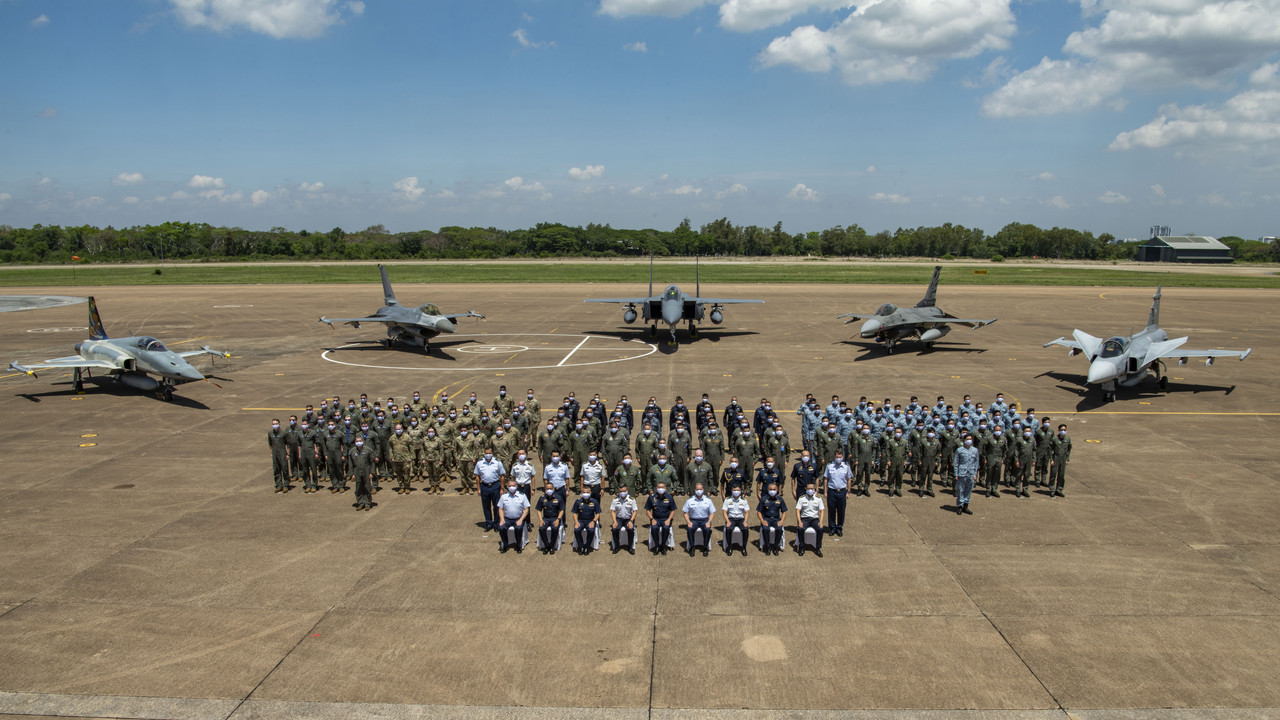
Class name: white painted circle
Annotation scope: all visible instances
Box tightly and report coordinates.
[26,326,88,334]
[213,304,255,308]
[321,333,658,372]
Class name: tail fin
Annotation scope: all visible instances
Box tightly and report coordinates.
[648,255,654,297]
[915,266,941,308]
[379,264,399,306]
[695,256,701,298]
[87,296,108,340]
[1147,286,1161,329]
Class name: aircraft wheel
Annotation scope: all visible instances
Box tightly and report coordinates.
[925,342,934,351]
[689,326,699,339]
[648,326,657,338]
[1158,376,1169,390]
[886,345,894,355]
[73,381,84,393]
[160,386,174,402]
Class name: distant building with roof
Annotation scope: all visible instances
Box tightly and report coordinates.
[1136,235,1234,263]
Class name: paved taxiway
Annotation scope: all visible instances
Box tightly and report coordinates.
[0,281,1278,719]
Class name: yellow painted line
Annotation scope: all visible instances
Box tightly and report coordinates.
[1099,292,1110,300]
[242,407,305,411]
[0,372,24,380]
[71,397,84,401]
[78,442,97,447]
[1086,439,1102,443]
[503,353,519,364]
[549,327,558,334]
[80,433,98,438]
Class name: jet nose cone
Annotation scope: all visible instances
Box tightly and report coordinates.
[860,319,881,337]
[177,364,206,382]
[435,318,455,333]
[662,303,682,326]
[1086,359,1120,385]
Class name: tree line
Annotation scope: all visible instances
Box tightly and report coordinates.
[0,219,1274,264]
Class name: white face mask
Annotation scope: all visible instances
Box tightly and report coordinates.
[694,490,703,497]
[644,429,651,435]
[271,424,279,430]
[730,462,738,469]
[508,486,517,493]
[619,491,628,498]
[695,457,703,463]
[355,441,364,447]
[806,489,816,497]
[964,440,973,446]
[623,459,631,466]
[768,490,777,497]
[656,488,666,495]
[517,455,526,462]
[588,455,597,462]
[658,459,667,466]
[484,453,493,461]
[1059,430,1067,436]
[545,489,554,495]
[582,492,591,500]
[552,458,560,465]
[732,490,741,498]
[766,462,774,469]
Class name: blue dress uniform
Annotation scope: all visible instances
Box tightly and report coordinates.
[789,456,820,501]
[720,465,746,496]
[823,459,852,535]
[535,490,565,552]
[474,456,506,531]
[496,488,530,551]
[682,493,716,554]
[756,492,788,552]
[953,443,980,512]
[571,494,601,554]
[543,460,572,508]
[645,490,677,553]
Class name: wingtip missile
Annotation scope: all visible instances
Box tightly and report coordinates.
[8,361,36,377]
[318,316,335,328]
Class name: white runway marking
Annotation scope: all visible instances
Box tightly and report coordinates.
[556,336,592,367]
[321,333,657,372]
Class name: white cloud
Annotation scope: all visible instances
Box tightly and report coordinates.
[1110,89,1280,153]
[719,0,852,33]
[1042,195,1070,210]
[1200,192,1229,206]
[669,184,703,196]
[188,174,225,189]
[30,14,49,28]
[623,41,648,52]
[870,191,908,204]
[1099,190,1130,204]
[512,27,553,49]
[251,189,272,206]
[501,177,551,199]
[436,189,456,199]
[38,106,58,119]
[393,176,425,202]
[1151,184,1166,199]
[629,186,646,195]
[112,171,145,186]
[505,176,525,189]
[477,188,507,199]
[170,190,191,200]
[1252,62,1280,87]
[716,182,748,200]
[599,0,711,18]
[1033,171,1054,181]
[299,181,324,192]
[787,183,819,201]
[122,196,140,205]
[76,196,105,208]
[167,0,362,39]
[36,178,53,187]
[865,165,877,173]
[657,173,670,182]
[758,0,1015,85]
[0,193,13,203]
[986,0,1280,118]
[568,164,605,180]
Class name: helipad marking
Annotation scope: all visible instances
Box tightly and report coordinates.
[213,304,254,308]
[26,326,88,334]
[322,333,657,372]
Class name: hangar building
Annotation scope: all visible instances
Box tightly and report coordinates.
[1136,235,1234,263]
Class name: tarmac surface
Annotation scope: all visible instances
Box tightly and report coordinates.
[0,281,1278,719]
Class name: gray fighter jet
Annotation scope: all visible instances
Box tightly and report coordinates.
[837,266,997,353]
[8,296,228,401]
[1044,286,1251,402]
[584,256,763,344]
[319,264,484,352]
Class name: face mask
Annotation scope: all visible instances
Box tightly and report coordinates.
[461,431,469,437]
[545,489,554,495]
[730,462,738,469]
[656,488,666,495]
[272,424,279,430]
[581,492,591,500]
[862,430,871,436]
[449,413,456,419]
[427,433,435,439]
[508,486,517,493]
[344,419,351,426]
[806,489,816,497]
[802,456,811,463]
[927,433,935,439]
[301,425,309,431]
[588,455,597,463]
[328,425,335,431]
[552,458,560,465]
[658,444,666,450]
[548,426,555,432]
[518,454,527,462]
[611,428,618,434]
[710,430,717,435]
[355,441,364,448]
[964,440,973,447]
[360,427,368,433]
[732,490,741,498]
[694,489,703,497]
[947,425,955,431]
[894,434,902,439]
[1059,430,1067,436]
[289,420,296,426]
[484,453,493,461]
[994,431,1002,437]
[499,391,506,397]
[395,429,403,436]
[695,457,703,463]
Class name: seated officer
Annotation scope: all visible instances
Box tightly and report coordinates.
[721,486,750,556]
[645,481,677,555]
[571,488,601,555]
[682,483,716,557]
[610,484,639,554]
[535,481,565,555]
[756,482,788,555]
[795,482,825,557]
[496,482,530,553]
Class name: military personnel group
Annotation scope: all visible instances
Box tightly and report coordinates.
[266,386,1074,556]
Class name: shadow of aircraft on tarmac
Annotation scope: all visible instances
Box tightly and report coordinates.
[1035,370,1236,412]
[15,376,212,409]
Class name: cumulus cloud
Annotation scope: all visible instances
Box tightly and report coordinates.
[870,191,909,203]
[167,0,363,39]
[299,181,324,192]
[1110,89,1280,153]
[758,0,1015,85]
[188,174,225,189]
[36,177,53,187]
[629,186,646,195]
[122,196,140,205]
[1200,192,1229,206]
[787,183,819,201]
[716,183,748,200]
[512,27,553,49]
[1151,183,1166,199]
[719,0,853,32]
[504,177,551,199]
[865,165,877,173]
[600,0,711,18]
[623,41,648,52]
[30,14,49,27]
[568,164,605,180]
[38,106,58,119]
[251,189,272,206]
[76,196,105,208]
[985,0,1280,118]
[1033,171,1055,181]
[113,171,146,186]
[669,184,703,196]
[1099,190,1129,204]
[393,176,425,202]
[1042,195,1070,210]
[437,189,456,199]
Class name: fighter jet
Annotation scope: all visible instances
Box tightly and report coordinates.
[837,265,997,353]
[584,256,763,344]
[8,296,229,401]
[1044,286,1251,402]
[319,264,484,352]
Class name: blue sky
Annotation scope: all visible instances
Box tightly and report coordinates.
[2,0,1278,239]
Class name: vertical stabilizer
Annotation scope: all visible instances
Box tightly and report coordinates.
[1147,286,1161,329]
[87,296,108,340]
[379,264,399,306]
[916,266,941,308]
[648,255,654,297]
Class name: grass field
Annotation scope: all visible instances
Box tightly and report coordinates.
[1,261,1278,288]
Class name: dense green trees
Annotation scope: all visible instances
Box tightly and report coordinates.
[0,219,1268,264]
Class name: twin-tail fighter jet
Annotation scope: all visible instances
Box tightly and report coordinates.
[837,265,997,353]
[8,297,229,401]
[1044,286,1251,402]
[585,256,763,344]
[320,264,485,352]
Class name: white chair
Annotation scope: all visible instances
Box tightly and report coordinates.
[647,523,676,549]
[537,523,565,551]
[500,523,528,551]
[722,522,748,552]
[572,524,600,552]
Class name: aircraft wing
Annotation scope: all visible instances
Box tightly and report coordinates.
[1044,329,1102,358]
[936,316,998,329]
[836,312,875,324]
[178,345,231,360]
[318,316,394,328]
[688,298,764,305]
[1144,337,1251,367]
[443,311,485,321]
[584,297,657,304]
[9,357,118,376]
